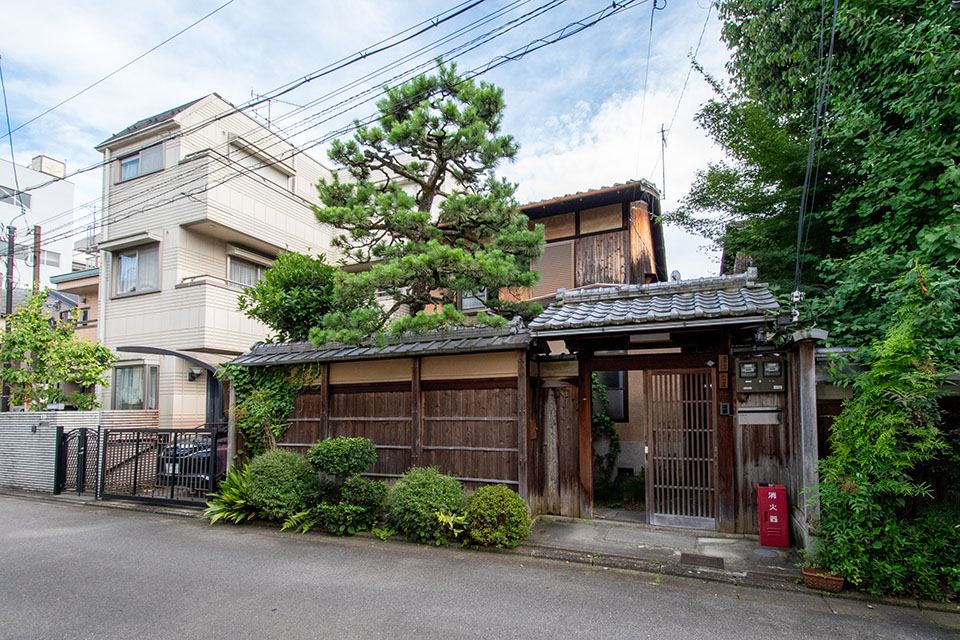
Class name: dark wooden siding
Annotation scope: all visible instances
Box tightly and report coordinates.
[575,230,627,287]
[273,365,525,494]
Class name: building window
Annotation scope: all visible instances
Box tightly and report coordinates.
[40,250,60,267]
[0,186,30,209]
[119,144,163,181]
[115,244,159,295]
[228,256,267,289]
[595,370,627,422]
[461,288,487,311]
[113,365,159,410]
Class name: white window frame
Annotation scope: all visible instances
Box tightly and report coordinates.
[117,143,164,182]
[227,256,268,290]
[113,243,160,297]
[113,364,159,411]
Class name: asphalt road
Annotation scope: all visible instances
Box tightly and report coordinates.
[0,494,954,640]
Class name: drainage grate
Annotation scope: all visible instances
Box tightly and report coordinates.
[680,553,725,570]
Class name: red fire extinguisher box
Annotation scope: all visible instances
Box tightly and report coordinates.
[758,483,789,548]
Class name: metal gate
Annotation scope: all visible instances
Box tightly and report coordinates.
[646,369,717,529]
[99,427,225,506]
[55,428,100,495]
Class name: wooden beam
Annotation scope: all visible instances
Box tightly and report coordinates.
[517,350,529,502]
[319,363,329,439]
[589,353,717,371]
[411,357,422,467]
[715,333,736,533]
[577,350,594,518]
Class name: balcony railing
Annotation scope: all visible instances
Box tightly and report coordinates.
[177,274,247,291]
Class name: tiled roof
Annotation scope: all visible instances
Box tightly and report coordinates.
[97,96,206,148]
[529,268,780,335]
[232,318,532,367]
[520,179,659,210]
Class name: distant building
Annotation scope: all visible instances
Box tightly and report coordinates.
[0,155,75,303]
[94,94,338,427]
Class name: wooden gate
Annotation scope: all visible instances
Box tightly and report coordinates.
[646,369,717,529]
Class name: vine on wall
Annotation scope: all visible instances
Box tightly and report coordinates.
[591,372,621,490]
[219,363,321,457]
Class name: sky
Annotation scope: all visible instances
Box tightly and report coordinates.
[1,0,730,278]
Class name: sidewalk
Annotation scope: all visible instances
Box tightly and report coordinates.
[515,514,801,590]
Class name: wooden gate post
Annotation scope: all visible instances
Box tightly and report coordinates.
[517,350,529,503]
[577,350,594,518]
[411,358,422,467]
[793,329,827,551]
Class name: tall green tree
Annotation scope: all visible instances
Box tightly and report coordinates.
[312,63,544,345]
[0,291,116,410]
[671,1,960,352]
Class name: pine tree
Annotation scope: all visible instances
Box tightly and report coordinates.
[312,63,544,345]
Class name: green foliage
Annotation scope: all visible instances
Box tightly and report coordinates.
[311,62,544,344]
[435,511,469,543]
[464,484,531,548]
[236,251,356,342]
[247,450,319,521]
[281,509,318,534]
[371,522,397,541]
[811,272,959,599]
[202,463,257,525]
[386,467,465,545]
[594,470,646,509]
[308,437,377,477]
[312,502,369,536]
[671,1,960,354]
[0,291,116,410]
[591,372,621,491]
[340,475,387,512]
[220,363,319,457]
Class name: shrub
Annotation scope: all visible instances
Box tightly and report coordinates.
[313,502,369,536]
[308,437,377,477]
[341,475,387,512]
[464,484,531,548]
[202,463,256,525]
[387,467,464,544]
[247,450,318,521]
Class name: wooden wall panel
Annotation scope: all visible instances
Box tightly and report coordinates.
[555,384,581,517]
[575,230,627,287]
[734,391,788,534]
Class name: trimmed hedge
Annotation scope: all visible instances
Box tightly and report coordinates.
[465,484,531,548]
[247,450,318,521]
[387,467,464,544]
[309,437,377,477]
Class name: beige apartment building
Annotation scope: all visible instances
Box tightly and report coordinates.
[94,94,337,427]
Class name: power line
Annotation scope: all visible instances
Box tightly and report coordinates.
[40,0,645,249]
[36,0,569,239]
[633,0,664,177]
[793,0,839,300]
[17,0,496,198]
[1,0,238,141]
[0,56,28,229]
[647,1,713,182]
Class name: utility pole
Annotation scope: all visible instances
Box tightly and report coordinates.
[2,225,15,412]
[659,124,667,200]
[32,225,40,292]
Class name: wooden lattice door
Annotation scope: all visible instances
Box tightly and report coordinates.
[646,369,717,529]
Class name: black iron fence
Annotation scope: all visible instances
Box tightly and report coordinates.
[99,426,226,506]
[54,428,100,495]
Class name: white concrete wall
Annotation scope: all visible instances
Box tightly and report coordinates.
[0,157,75,289]
[98,94,339,427]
